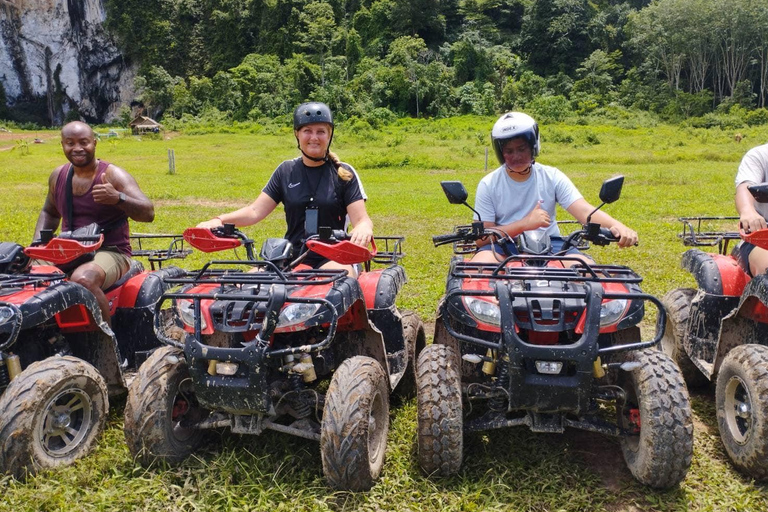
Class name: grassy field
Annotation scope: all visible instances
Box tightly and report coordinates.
[1,117,767,511]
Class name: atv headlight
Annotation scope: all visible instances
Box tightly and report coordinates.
[600,299,628,327]
[277,303,321,328]
[0,306,14,326]
[464,297,501,326]
[176,299,207,330]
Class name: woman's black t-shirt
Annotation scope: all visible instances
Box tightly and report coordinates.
[262,158,364,249]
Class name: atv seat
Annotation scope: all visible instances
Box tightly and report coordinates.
[105,259,144,293]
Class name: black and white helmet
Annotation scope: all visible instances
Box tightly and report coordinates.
[491,112,540,165]
[293,102,334,131]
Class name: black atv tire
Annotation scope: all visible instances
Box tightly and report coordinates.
[416,344,463,476]
[715,344,768,480]
[618,349,693,489]
[320,356,390,491]
[395,309,426,399]
[0,356,108,479]
[660,288,708,388]
[124,346,204,466]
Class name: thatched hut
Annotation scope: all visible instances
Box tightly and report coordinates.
[129,116,162,135]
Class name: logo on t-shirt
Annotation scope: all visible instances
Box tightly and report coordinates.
[288,182,301,188]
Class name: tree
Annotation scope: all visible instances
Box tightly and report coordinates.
[387,36,434,116]
[712,0,755,101]
[520,0,594,76]
[295,1,338,84]
[346,28,363,77]
[757,3,768,107]
[449,31,494,84]
[627,1,686,90]
[135,66,182,119]
[391,0,445,45]
[571,49,622,105]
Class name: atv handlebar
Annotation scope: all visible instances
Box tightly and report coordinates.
[432,232,467,246]
[432,225,508,248]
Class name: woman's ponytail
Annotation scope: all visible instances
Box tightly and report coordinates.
[328,151,352,181]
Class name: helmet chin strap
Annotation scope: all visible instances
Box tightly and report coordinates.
[506,160,535,176]
[298,144,328,162]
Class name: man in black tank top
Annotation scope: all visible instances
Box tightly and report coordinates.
[32,121,155,324]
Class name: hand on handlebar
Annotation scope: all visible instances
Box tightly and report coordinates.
[609,225,638,248]
[197,218,224,230]
[349,224,373,248]
[740,211,767,234]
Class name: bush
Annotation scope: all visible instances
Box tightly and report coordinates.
[365,107,397,128]
[344,116,374,134]
[527,95,572,123]
[746,108,768,127]
[545,128,574,144]
[687,111,745,130]
[64,109,82,123]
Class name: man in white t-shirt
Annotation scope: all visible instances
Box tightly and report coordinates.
[471,112,638,263]
[735,143,768,275]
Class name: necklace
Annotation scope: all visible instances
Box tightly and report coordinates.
[303,162,326,203]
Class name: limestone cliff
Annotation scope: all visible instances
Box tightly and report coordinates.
[0,0,135,124]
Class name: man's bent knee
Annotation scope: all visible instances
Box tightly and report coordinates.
[70,264,107,291]
[749,246,768,276]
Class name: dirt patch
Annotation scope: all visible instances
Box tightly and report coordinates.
[565,430,633,493]
[422,319,435,340]
[0,131,57,151]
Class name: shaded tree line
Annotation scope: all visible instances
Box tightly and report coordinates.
[82,0,768,124]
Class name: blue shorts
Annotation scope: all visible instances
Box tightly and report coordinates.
[734,242,755,276]
[477,236,583,257]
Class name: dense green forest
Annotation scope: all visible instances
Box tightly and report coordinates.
[95,0,768,126]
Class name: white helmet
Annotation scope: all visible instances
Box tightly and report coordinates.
[491,112,540,165]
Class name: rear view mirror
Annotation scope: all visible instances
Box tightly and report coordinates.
[599,176,624,204]
[748,183,768,203]
[441,181,469,205]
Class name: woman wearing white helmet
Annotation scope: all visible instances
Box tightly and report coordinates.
[471,111,637,263]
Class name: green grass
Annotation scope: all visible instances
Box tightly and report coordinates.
[1,118,768,511]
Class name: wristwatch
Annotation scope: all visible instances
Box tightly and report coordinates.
[118,192,126,204]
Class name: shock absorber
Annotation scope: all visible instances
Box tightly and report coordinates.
[287,374,312,419]
[0,351,20,390]
[0,355,9,391]
[489,352,510,412]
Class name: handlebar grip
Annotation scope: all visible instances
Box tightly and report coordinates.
[599,227,619,241]
[432,233,463,246]
[332,229,349,241]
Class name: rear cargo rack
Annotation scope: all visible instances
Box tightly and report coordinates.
[678,216,740,255]
[130,233,192,270]
[0,272,65,292]
[371,236,406,265]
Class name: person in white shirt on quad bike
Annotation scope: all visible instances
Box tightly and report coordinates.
[418,112,694,489]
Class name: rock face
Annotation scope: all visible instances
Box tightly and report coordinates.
[0,0,136,123]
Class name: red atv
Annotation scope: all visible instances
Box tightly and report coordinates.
[123,225,424,491]
[419,178,693,489]
[662,182,768,480]
[0,229,188,478]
